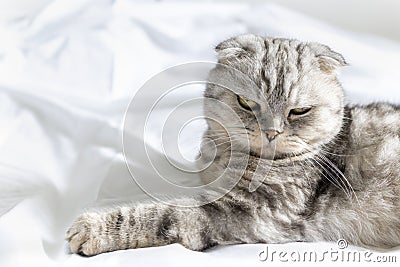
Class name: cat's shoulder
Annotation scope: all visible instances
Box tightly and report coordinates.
[348,102,399,114]
[344,103,400,186]
[345,102,399,154]
[346,102,400,132]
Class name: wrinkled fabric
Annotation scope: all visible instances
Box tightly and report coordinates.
[0,1,399,266]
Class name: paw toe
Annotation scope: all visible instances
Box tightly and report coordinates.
[66,215,101,256]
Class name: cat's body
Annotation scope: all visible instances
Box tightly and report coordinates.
[67,35,400,256]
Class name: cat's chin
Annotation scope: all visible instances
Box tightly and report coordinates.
[249,148,276,160]
[250,148,314,162]
[249,145,276,160]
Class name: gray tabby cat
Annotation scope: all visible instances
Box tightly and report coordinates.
[66,34,400,256]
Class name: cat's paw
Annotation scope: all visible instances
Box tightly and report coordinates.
[66,213,106,256]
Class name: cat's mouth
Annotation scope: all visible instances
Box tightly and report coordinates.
[250,148,313,161]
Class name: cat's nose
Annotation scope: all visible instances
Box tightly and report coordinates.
[265,130,280,142]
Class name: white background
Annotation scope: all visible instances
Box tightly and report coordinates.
[2,0,400,41]
[0,1,399,267]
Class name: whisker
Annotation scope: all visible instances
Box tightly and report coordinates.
[316,154,359,205]
[307,150,358,204]
[308,156,351,198]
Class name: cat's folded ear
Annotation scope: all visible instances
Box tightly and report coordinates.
[310,43,348,73]
[215,34,262,63]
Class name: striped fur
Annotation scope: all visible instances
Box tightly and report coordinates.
[67,35,400,256]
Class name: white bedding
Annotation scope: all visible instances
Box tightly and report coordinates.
[1,1,400,266]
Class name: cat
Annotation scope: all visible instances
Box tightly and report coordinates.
[66,34,400,256]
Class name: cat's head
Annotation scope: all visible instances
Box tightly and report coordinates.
[204,34,347,160]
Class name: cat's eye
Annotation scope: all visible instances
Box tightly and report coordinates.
[237,95,258,111]
[289,107,312,117]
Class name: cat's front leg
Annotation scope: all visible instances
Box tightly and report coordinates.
[66,203,178,256]
[66,200,224,256]
[66,195,260,256]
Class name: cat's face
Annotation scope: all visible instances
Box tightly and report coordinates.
[204,34,347,160]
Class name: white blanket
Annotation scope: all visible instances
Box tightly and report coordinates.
[1,1,400,266]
